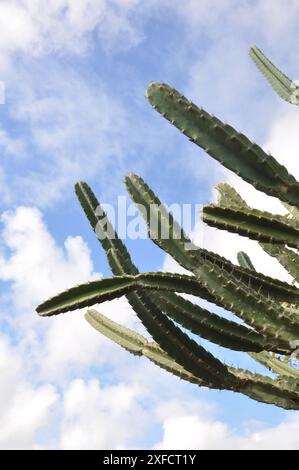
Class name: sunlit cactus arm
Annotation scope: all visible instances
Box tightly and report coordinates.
[125,173,299,304]
[85,309,218,388]
[202,204,299,249]
[237,251,256,271]
[76,182,284,354]
[85,309,299,409]
[249,46,299,105]
[231,368,299,410]
[146,82,299,207]
[250,351,299,380]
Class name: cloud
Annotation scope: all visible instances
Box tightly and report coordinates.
[0,334,58,449]
[59,378,148,449]
[0,206,100,310]
[0,0,148,66]
[154,404,299,449]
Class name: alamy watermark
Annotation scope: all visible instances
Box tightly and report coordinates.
[93,197,202,250]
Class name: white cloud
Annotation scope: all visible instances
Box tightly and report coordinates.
[0,0,147,66]
[0,334,58,449]
[0,206,100,310]
[60,378,147,449]
[155,405,299,449]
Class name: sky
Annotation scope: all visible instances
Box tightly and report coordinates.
[0,0,299,449]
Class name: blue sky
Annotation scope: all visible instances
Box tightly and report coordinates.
[0,0,299,449]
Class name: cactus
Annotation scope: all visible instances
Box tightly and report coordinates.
[249,46,299,105]
[37,47,299,409]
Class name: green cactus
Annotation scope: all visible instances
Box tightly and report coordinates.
[249,46,299,105]
[37,46,299,409]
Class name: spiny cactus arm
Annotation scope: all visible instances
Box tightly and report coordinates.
[36,276,139,316]
[249,46,299,105]
[85,308,148,355]
[85,309,218,388]
[36,272,218,317]
[86,308,299,409]
[155,292,286,354]
[125,173,197,273]
[74,181,235,387]
[146,82,299,207]
[202,204,299,249]
[231,368,299,410]
[75,181,138,275]
[250,352,299,380]
[260,243,299,283]
[38,266,295,348]
[237,251,256,271]
[126,174,299,304]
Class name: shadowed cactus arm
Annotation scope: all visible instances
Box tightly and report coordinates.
[249,46,299,105]
[146,82,299,207]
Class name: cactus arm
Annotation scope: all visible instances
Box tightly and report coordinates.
[85,309,218,388]
[85,309,299,409]
[36,272,216,316]
[202,204,299,249]
[85,308,148,355]
[250,352,299,380]
[237,251,256,271]
[36,268,299,348]
[125,173,197,273]
[249,46,298,105]
[126,174,299,304]
[146,82,299,207]
[86,309,299,409]
[231,368,299,410]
